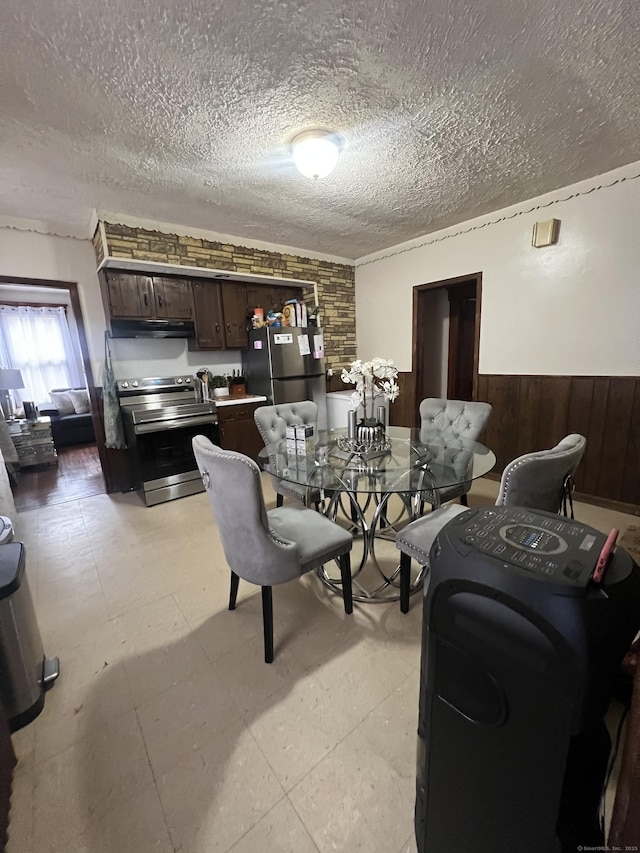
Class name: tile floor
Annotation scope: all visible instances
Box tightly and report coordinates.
[6,477,638,853]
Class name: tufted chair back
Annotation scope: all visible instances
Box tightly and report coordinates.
[254,401,321,509]
[415,398,492,509]
[496,433,587,515]
[395,433,587,614]
[192,434,353,663]
[254,402,318,446]
[192,436,301,586]
[419,398,492,442]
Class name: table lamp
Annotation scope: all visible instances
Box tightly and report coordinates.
[0,368,24,421]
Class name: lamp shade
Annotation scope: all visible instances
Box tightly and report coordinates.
[0,369,24,390]
[292,130,340,179]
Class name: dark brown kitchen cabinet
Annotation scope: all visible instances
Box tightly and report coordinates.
[104,271,192,321]
[153,277,193,319]
[105,272,154,318]
[246,284,304,317]
[279,286,305,308]
[220,282,249,348]
[190,281,247,351]
[191,281,225,349]
[246,284,276,315]
[217,402,264,460]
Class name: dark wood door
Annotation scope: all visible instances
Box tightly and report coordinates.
[413,273,482,421]
[221,282,249,348]
[447,283,477,400]
[153,277,193,319]
[105,272,153,318]
[191,281,225,349]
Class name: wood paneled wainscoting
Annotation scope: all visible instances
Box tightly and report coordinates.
[388,372,416,429]
[386,372,639,513]
[477,374,639,513]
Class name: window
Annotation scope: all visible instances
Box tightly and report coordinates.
[0,305,84,407]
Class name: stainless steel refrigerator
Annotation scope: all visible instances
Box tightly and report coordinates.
[242,327,327,428]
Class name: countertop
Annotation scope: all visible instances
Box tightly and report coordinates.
[214,394,267,408]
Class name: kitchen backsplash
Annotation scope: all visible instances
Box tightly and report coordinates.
[108,335,242,380]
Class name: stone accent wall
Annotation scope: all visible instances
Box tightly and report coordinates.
[97,222,356,371]
[91,225,105,267]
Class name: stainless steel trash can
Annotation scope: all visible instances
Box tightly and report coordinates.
[0,543,59,731]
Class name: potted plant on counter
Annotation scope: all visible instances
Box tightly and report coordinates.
[211,375,229,399]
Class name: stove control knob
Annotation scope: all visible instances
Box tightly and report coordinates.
[177,377,183,384]
[185,377,192,383]
[121,381,129,389]
[131,381,139,387]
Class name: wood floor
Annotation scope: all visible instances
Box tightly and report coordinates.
[12,443,105,511]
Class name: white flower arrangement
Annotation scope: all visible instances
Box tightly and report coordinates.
[341,357,400,421]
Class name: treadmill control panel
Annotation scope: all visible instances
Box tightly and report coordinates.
[447,508,608,587]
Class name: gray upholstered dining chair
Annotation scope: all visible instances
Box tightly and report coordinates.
[254,402,321,509]
[418,398,493,509]
[396,433,587,613]
[192,435,353,663]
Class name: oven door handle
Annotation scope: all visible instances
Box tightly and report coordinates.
[133,415,218,434]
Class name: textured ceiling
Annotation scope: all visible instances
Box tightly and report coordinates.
[1,0,639,259]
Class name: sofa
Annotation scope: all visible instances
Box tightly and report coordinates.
[38,387,96,448]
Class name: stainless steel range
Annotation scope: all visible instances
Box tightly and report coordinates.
[117,375,219,506]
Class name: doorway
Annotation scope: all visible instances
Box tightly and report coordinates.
[0,275,106,508]
[413,272,482,425]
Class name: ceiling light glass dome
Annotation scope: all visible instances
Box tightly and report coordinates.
[292,130,340,179]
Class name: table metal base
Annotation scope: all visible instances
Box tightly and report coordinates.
[318,488,428,604]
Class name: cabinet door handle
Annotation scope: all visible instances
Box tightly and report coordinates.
[143,293,148,307]
[158,295,163,308]
[215,324,220,332]
[226,323,231,331]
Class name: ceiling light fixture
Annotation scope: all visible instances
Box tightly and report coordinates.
[291,129,340,179]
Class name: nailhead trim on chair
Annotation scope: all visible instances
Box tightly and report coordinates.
[496,436,586,509]
[201,450,337,563]
[498,456,532,503]
[396,539,432,563]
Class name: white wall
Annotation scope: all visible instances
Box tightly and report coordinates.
[0,229,106,379]
[0,227,244,381]
[355,162,640,376]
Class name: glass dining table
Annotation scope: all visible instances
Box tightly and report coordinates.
[258,425,496,605]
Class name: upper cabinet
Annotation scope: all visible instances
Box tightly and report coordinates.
[246,284,302,316]
[102,268,306,349]
[153,277,193,319]
[104,272,193,320]
[191,281,225,350]
[105,272,153,318]
[190,281,249,350]
[220,282,248,348]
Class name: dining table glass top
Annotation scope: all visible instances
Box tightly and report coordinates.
[257,425,496,496]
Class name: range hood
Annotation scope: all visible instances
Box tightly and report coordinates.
[110,318,195,339]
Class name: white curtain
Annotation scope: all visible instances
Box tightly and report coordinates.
[0,305,84,407]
